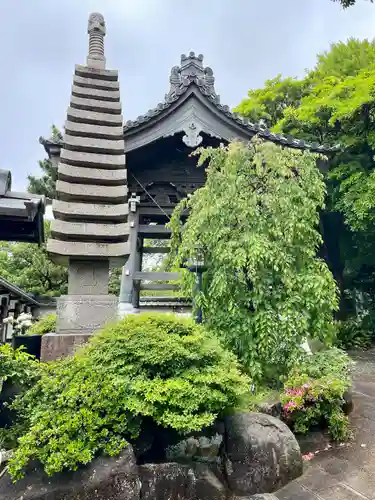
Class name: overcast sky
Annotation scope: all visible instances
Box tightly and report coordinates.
[1,0,375,191]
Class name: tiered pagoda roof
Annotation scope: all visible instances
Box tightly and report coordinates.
[47,13,129,267]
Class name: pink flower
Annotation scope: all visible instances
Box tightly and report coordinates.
[283,401,297,412]
[285,388,304,397]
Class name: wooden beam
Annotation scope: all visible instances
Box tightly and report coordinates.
[133,271,180,281]
[139,206,175,216]
[140,283,180,291]
[143,246,171,254]
[139,225,171,239]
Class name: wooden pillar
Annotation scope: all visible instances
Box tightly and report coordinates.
[132,236,143,308]
[118,194,140,316]
[0,296,9,343]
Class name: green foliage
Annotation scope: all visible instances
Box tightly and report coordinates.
[8,313,249,480]
[169,140,338,383]
[28,314,56,336]
[335,316,373,350]
[310,38,375,80]
[234,75,308,128]
[0,344,41,393]
[28,125,62,199]
[108,266,122,296]
[0,345,42,450]
[298,347,352,380]
[236,37,375,326]
[236,387,280,412]
[281,349,352,441]
[0,221,68,297]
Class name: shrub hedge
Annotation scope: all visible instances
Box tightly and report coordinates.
[8,313,250,479]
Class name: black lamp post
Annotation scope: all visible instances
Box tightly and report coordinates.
[183,250,206,324]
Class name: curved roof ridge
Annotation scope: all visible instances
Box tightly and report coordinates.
[124,52,340,154]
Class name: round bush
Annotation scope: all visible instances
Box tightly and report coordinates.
[8,313,250,479]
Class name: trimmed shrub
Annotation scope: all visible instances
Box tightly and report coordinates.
[0,344,41,393]
[8,313,250,480]
[0,344,42,449]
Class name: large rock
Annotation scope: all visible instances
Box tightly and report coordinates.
[139,462,227,500]
[0,446,140,500]
[224,412,302,496]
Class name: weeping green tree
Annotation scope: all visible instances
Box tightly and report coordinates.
[169,140,338,383]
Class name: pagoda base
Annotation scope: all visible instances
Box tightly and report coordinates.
[56,294,117,335]
[41,332,91,361]
[41,294,118,361]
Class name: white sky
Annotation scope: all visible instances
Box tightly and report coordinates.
[1,0,374,191]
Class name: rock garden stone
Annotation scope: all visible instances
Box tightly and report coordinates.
[257,400,282,419]
[139,462,227,500]
[0,446,140,500]
[343,388,353,415]
[166,433,223,463]
[224,411,302,496]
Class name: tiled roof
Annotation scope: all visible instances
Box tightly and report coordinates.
[123,52,339,154]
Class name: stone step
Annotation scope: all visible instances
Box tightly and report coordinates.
[60,149,125,169]
[47,239,129,265]
[65,121,124,140]
[51,220,129,242]
[72,84,120,102]
[52,200,128,222]
[277,462,373,500]
[67,107,123,127]
[75,64,118,81]
[73,74,120,91]
[63,134,124,155]
[58,164,127,186]
[70,95,122,115]
[56,180,128,203]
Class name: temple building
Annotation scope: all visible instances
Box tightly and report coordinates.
[0,169,45,244]
[41,48,336,314]
[0,169,46,342]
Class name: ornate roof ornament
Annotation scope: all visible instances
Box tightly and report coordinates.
[182,122,203,148]
[87,12,106,69]
[166,52,219,102]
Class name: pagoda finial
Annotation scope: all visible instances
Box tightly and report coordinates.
[87,12,106,69]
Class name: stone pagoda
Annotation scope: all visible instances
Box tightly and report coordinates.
[42,13,129,361]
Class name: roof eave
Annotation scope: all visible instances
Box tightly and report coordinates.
[123,83,340,155]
